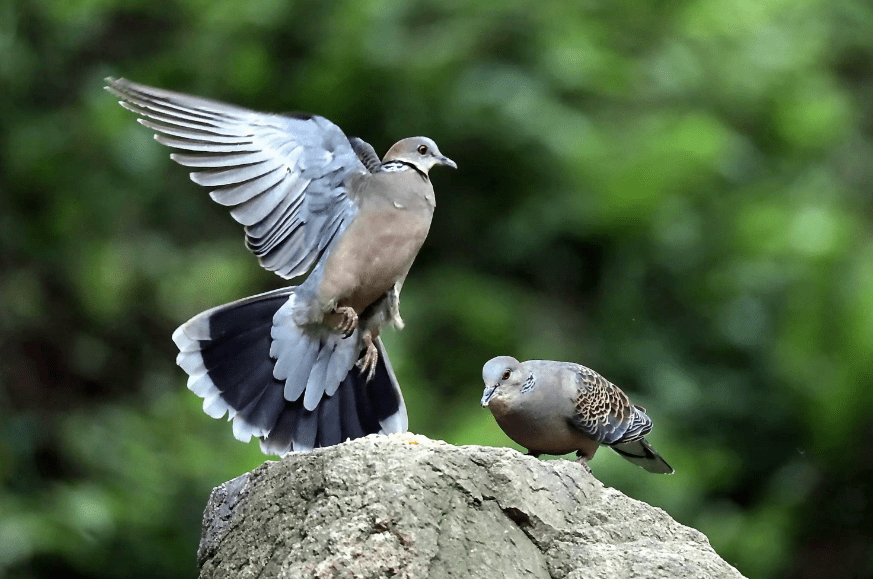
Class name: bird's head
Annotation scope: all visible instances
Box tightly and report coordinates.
[481,356,524,407]
[383,137,456,174]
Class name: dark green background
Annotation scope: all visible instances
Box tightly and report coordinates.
[2,1,872,577]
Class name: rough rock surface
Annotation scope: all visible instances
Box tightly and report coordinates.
[198,433,745,579]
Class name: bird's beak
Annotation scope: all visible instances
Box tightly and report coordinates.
[480,385,497,407]
[438,155,457,169]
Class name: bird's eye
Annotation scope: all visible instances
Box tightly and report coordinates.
[502,370,511,380]
[417,145,428,155]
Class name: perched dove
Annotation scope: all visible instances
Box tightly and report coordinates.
[106,78,455,454]
[481,356,673,474]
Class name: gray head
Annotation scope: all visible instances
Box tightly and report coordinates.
[384,137,457,174]
[481,355,524,407]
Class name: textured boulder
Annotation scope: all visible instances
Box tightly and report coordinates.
[198,434,745,579]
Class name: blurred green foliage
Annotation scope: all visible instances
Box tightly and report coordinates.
[2,0,873,577]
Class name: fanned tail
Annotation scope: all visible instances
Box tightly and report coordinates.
[172,288,407,455]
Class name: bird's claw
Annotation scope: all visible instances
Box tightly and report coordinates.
[356,332,379,382]
[575,455,593,474]
[332,306,358,338]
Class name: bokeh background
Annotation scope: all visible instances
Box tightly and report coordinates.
[3,0,873,577]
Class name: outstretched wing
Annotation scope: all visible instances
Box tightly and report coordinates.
[569,365,652,445]
[106,77,364,279]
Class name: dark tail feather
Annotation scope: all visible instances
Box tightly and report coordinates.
[610,438,674,474]
[316,391,343,447]
[260,337,407,455]
[173,287,294,436]
[369,338,406,435]
[171,287,407,456]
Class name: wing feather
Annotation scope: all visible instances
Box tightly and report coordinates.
[570,365,651,445]
[155,135,260,153]
[107,77,365,280]
[170,150,273,168]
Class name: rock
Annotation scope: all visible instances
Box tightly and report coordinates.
[197,433,745,579]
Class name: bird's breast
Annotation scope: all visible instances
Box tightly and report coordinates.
[490,396,598,456]
[318,205,433,313]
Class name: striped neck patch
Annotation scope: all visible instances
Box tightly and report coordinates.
[521,371,537,394]
[381,161,412,173]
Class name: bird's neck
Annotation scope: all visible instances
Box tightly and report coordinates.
[381,160,429,181]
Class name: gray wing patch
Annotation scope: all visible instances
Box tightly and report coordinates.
[570,365,650,445]
[622,405,653,441]
[106,77,364,280]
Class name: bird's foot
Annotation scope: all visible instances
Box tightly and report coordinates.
[575,455,593,474]
[356,331,379,382]
[330,306,358,338]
